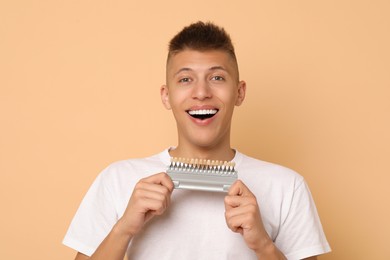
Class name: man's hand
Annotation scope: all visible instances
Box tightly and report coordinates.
[224,180,286,259]
[78,172,174,260]
[117,172,174,237]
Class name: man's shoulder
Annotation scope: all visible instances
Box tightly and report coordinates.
[236,151,304,182]
[98,149,170,180]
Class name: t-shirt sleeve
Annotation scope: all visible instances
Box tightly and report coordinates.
[275,179,331,259]
[63,170,119,256]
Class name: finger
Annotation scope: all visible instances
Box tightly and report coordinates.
[132,181,172,209]
[136,181,172,196]
[225,193,257,207]
[225,204,259,232]
[228,180,253,196]
[136,187,169,202]
[134,183,171,205]
[225,210,246,234]
[224,195,241,211]
[141,172,174,192]
[133,188,170,215]
[141,195,168,215]
[225,195,248,210]
[225,203,258,220]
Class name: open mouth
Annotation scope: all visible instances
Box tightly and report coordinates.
[187,109,218,120]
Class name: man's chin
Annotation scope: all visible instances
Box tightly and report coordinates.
[189,136,224,150]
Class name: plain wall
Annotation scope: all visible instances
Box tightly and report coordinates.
[1,1,389,259]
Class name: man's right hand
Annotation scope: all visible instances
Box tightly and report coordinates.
[115,172,174,237]
[76,172,174,260]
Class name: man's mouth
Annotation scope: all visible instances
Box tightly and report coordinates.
[187,109,218,120]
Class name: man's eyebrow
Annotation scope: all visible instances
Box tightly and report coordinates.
[174,67,192,77]
[209,66,227,72]
[173,66,228,77]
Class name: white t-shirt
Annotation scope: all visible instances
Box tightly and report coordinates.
[63,149,330,259]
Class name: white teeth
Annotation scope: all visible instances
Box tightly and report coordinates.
[188,109,218,115]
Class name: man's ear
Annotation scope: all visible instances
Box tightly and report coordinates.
[160,85,171,110]
[235,80,246,106]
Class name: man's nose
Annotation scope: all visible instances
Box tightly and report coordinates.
[192,80,212,100]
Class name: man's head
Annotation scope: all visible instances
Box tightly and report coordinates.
[161,22,246,157]
[167,21,239,81]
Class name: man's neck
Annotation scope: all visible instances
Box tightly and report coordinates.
[168,145,236,162]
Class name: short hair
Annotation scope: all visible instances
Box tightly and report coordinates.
[167,21,237,62]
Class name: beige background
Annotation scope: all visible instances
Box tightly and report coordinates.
[1,1,389,259]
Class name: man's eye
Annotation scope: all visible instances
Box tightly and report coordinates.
[179,77,191,83]
[211,76,224,81]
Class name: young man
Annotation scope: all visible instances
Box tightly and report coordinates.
[64,22,330,259]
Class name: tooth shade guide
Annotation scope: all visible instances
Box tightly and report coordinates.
[167,157,238,192]
[168,157,237,175]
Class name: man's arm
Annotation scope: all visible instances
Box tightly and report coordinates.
[224,180,286,260]
[74,172,174,260]
[75,252,88,260]
[225,181,321,260]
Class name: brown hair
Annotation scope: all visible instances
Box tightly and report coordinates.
[167,21,237,62]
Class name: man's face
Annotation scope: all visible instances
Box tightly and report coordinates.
[161,49,246,150]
